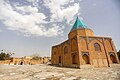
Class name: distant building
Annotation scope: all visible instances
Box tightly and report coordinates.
[51,17,119,68]
[0,56,50,65]
[24,56,32,59]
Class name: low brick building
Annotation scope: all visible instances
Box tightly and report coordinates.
[0,56,50,65]
[51,17,119,68]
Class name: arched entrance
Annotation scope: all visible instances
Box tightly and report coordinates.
[20,62,23,65]
[19,60,24,65]
[59,56,61,63]
[82,54,90,64]
[110,54,117,63]
[72,54,77,64]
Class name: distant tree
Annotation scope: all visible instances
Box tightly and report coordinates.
[0,53,5,60]
[117,50,120,61]
[31,53,42,60]
[0,50,15,60]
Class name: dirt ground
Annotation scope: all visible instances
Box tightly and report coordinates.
[0,64,120,80]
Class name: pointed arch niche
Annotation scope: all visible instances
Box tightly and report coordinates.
[80,39,87,51]
[71,39,77,51]
[88,39,104,52]
[72,53,77,64]
[109,52,117,63]
[64,46,68,54]
[81,52,90,64]
[105,40,113,51]
[94,43,101,52]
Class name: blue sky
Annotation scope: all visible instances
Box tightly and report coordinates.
[0,0,120,57]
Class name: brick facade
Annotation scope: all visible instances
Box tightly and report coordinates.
[51,20,119,68]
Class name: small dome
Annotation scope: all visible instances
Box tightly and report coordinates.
[70,17,88,31]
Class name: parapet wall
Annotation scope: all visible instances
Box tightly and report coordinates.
[0,57,51,65]
[0,60,11,65]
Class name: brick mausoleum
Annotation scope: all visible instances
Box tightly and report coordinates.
[51,17,119,68]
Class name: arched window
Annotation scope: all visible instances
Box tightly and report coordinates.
[64,46,68,54]
[94,43,101,52]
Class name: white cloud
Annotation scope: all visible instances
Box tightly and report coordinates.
[51,3,80,23]
[0,0,81,37]
[0,0,64,37]
[0,1,44,36]
[43,0,70,6]
[43,0,80,23]
[15,5,38,14]
[44,24,64,37]
[26,0,39,7]
[26,0,38,3]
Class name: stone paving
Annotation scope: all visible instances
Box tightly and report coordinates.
[0,64,120,80]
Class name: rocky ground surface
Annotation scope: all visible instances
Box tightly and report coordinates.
[0,64,120,80]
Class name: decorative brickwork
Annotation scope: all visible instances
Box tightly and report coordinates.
[51,17,119,68]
